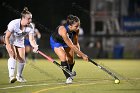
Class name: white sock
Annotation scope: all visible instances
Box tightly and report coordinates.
[17,62,25,77]
[8,58,16,77]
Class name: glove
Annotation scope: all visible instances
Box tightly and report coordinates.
[33,45,39,53]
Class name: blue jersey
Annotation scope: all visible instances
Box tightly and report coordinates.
[50,24,76,50]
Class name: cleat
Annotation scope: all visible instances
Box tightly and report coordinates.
[66,77,72,84]
[16,76,27,83]
[9,77,17,83]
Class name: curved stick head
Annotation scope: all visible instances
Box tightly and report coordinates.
[71,71,76,76]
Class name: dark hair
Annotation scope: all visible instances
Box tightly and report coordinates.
[21,7,31,18]
[66,14,80,25]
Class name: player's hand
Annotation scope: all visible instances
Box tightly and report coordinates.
[82,54,88,61]
[33,45,38,53]
[76,54,81,57]
[6,44,14,55]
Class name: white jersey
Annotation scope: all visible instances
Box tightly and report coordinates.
[7,19,34,47]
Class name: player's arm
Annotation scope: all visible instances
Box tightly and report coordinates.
[35,28,41,39]
[5,30,13,53]
[5,30,11,46]
[73,29,80,50]
[29,33,38,47]
[29,24,38,49]
[59,26,88,60]
[5,21,14,47]
[29,33,38,53]
[73,29,81,57]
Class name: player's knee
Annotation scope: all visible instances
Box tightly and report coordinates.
[17,57,25,63]
[18,59,26,63]
[8,57,16,62]
[8,53,16,59]
[68,59,75,64]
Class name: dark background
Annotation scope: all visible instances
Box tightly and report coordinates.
[1,0,140,59]
[0,0,90,35]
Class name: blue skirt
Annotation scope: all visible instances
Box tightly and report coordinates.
[50,36,68,50]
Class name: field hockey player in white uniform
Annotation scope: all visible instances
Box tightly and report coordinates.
[4,7,38,83]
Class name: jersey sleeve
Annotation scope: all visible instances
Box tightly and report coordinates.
[7,21,15,32]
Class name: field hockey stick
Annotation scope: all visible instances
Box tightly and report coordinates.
[88,58,119,80]
[37,50,76,77]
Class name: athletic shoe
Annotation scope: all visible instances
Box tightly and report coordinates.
[16,76,27,83]
[66,77,72,84]
[9,76,17,83]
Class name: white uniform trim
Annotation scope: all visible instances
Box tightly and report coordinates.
[7,19,34,47]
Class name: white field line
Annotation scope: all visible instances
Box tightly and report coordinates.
[1,78,140,90]
[0,80,105,90]
[0,83,49,90]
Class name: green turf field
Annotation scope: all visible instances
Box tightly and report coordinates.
[0,59,140,93]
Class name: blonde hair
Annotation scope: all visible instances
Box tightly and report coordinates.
[21,7,31,18]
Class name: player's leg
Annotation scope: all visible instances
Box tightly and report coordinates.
[54,47,71,80]
[64,47,75,72]
[0,35,5,44]
[25,45,31,61]
[31,48,36,62]
[16,46,26,82]
[6,45,17,83]
[64,47,75,83]
[24,38,31,62]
